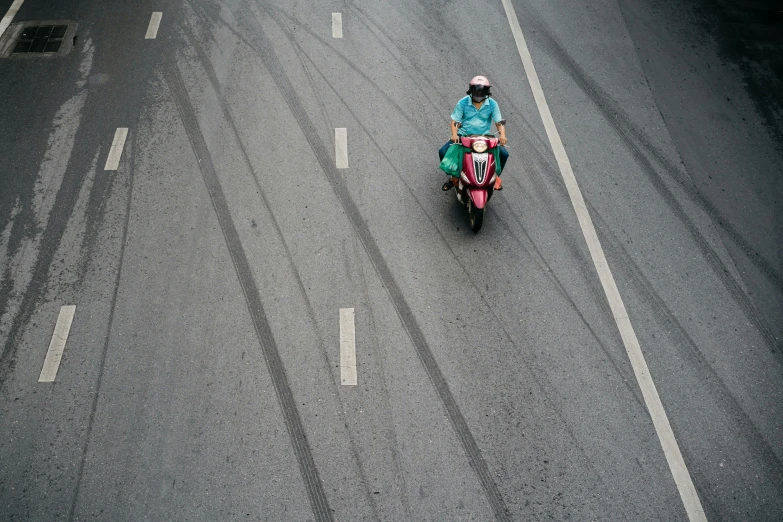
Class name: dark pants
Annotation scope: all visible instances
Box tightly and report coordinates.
[439,141,509,173]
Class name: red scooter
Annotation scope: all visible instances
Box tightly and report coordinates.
[454,135,500,232]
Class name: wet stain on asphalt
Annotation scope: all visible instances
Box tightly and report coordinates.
[698,0,783,143]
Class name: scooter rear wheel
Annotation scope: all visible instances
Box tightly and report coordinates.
[469,206,484,233]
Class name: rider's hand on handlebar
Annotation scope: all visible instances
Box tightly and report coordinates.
[498,136,508,146]
[451,136,460,144]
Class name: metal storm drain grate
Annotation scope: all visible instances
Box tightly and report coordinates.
[0,21,76,58]
[13,25,68,53]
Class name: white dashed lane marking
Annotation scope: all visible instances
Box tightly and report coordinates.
[332,13,343,38]
[0,0,24,38]
[39,305,76,382]
[340,308,356,386]
[500,0,707,520]
[145,12,162,40]
[335,128,348,169]
[104,127,128,171]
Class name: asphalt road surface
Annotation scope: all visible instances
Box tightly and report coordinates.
[1,0,781,520]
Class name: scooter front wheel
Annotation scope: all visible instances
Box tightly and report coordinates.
[469,206,484,233]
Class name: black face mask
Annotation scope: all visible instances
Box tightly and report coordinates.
[469,86,489,103]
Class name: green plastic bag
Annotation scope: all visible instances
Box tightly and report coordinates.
[492,147,502,176]
[439,144,466,177]
[440,143,503,177]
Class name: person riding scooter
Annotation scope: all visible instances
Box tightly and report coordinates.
[439,76,508,191]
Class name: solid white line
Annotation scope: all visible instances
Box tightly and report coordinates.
[340,308,357,385]
[335,128,348,169]
[104,127,128,171]
[145,12,162,39]
[0,0,24,38]
[499,1,706,520]
[39,305,76,382]
[332,13,343,38]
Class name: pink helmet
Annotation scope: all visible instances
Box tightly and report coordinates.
[467,75,492,100]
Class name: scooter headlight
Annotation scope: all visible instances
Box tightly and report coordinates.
[472,140,488,153]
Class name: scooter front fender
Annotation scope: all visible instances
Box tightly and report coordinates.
[467,188,489,210]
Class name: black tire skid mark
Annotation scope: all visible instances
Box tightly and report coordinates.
[250,2,634,515]
[346,0,518,119]
[375,0,576,197]
[514,140,620,341]
[212,1,777,517]
[247,2,777,515]
[317,0,632,375]
[258,3,443,147]
[233,7,626,515]
[491,124,645,403]
[66,118,138,522]
[388,0,781,361]
[516,6,781,355]
[241,0,547,169]
[74,164,116,289]
[194,0,442,159]
[505,133,779,518]
[345,3,448,113]
[595,198,783,518]
[234,2,512,519]
[269,26,545,515]
[529,2,783,294]
[181,6,412,514]
[176,12,383,520]
[479,256,634,514]
[353,240,415,520]
[503,123,783,515]
[519,107,783,453]
[204,2,666,517]
[492,197,642,407]
[269,8,340,149]
[163,57,334,522]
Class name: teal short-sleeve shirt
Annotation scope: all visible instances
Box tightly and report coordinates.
[450,96,503,136]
